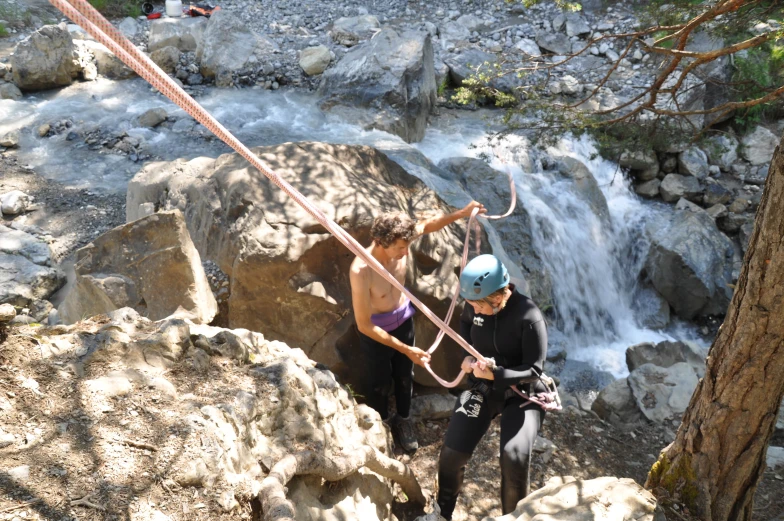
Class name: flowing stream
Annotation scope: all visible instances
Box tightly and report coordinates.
[1,78,699,377]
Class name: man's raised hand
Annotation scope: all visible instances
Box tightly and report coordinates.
[458,201,487,218]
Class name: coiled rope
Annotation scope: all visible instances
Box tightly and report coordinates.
[48,0,515,386]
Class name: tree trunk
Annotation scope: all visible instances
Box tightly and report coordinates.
[645,131,784,521]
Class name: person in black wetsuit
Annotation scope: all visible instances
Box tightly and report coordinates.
[436,254,548,519]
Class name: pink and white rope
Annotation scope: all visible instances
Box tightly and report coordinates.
[49,0,515,387]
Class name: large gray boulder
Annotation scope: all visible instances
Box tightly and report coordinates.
[318,28,436,143]
[438,21,471,48]
[489,476,665,521]
[150,46,181,74]
[740,125,779,165]
[197,10,279,81]
[454,14,485,33]
[79,40,136,79]
[635,178,661,199]
[644,208,733,319]
[437,157,551,304]
[626,340,706,377]
[0,191,31,215]
[514,38,542,58]
[703,182,732,206]
[137,107,168,128]
[628,362,699,423]
[0,225,51,265]
[591,378,644,426]
[678,147,709,179]
[443,48,524,95]
[118,17,140,38]
[148,17,208,52]
[0,303,16,323]
[659,173,702,203]
[631,286,670,329]
[535,31,572,55]
[444,48,497,86]
[330,15,380,42]
[619,149,659,171]
[0,225,64,307]
[0,131,20,149]
[619,149,659,181]
[299,45,331,76]
[0,83,23,100]
[126,142,468,388]
[9,308,398,521]
[553,154,611,224]
[705,134,738,170]
[58,210,217,325]
[565,13,591,37]
[410,393,456,420]
[11,23,81,91]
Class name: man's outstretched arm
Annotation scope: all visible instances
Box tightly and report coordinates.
[416,201,486,236]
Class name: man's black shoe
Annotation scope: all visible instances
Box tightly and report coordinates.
[391,414,418,451]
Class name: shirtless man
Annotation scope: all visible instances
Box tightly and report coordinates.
[350,202,485,450]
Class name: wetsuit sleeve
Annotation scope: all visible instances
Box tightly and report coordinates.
[492,319,547,387]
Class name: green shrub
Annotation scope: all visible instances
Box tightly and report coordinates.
[0,22,8,38]
[731,43,784,129]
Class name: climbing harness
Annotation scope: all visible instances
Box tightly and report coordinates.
[48,0,521,389]
[509,374,562,411]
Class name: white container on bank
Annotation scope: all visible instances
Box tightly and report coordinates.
[165,0,183,17]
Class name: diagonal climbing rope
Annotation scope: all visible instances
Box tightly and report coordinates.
[49,0,516,387]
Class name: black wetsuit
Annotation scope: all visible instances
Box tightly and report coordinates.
[437,288,548,519]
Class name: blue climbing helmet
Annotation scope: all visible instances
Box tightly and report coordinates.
[459,254,510,300]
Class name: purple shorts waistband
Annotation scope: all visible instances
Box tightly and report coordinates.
[370,299,416,332]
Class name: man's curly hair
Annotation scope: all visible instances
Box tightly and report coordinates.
[371,212,417,248]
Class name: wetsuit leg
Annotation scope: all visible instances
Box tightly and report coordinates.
[389,318,415,417]
[436,389,499,520]
[358,331,394,420]
[499,403,544,514]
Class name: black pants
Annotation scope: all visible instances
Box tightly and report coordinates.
[436,388,544,519]
[358,317,415,420]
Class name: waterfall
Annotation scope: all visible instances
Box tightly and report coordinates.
[417,131,680,376]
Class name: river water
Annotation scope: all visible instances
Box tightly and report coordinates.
[0,77,700,377]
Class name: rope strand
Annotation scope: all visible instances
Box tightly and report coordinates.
[50,0,515,387]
